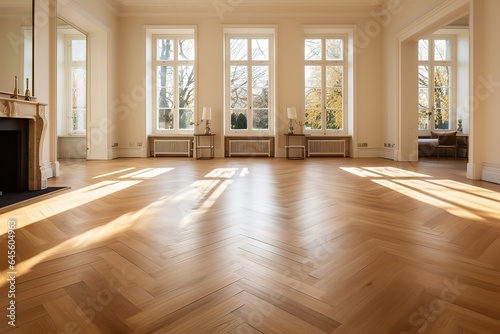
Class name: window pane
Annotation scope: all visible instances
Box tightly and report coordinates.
[305,88,321,109]
[178,65,195,108]
[252,66,268,109]
[326,87,343,130]
[305,66,321,87]
[157,39,174,61]
[253,109,268,130]
[305,39,322,60]
[434,66,450,87]
[252,39,269,61]
[230,39,247,60]
[72,39,86,61]
[305,109,322,130]
[230,66,248,108]
[326,88,342,110]
[326,109,342,130]
[157,66,174,88]
[158,109,173,129]
[72,108,86,132]
[157,66,174,109]
[305,85,322,130]
[326,39,343,60]
[434,39,451,61]
[418,39,428,61]
[178,39,195,60]
[158,88,173,108]
[434,109,450,129]
[71,67,86,109]
[434,87,450,109]
[418,66,428,87]
[419,88,429,109]
[179,109,194,129]
[252,66,268,88]
[418,109,430,130]
[231,110,247,129]
[326,66,343,88]
[252,88,268,109]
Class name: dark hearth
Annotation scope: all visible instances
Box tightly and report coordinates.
[0,118,29,193]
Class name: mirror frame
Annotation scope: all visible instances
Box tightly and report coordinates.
[0,0,35,100]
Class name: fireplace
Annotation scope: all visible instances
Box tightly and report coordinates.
[0,97,48,191]
[0,118,29,192]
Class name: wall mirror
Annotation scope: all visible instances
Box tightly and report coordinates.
[0,0,34,98]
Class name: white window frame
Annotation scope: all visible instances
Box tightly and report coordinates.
[151,30,197,135]
[303,34,348,135]
[224,27,276,136]
[418,35,457,135]
[65,34,86,136]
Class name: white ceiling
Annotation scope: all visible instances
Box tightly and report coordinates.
[105,0,387,15]
[114,0,384,6]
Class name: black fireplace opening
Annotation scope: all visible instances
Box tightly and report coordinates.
[0,118,29,193]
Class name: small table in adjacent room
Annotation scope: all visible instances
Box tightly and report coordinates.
[194,133,215,159]
[284,134,306,159]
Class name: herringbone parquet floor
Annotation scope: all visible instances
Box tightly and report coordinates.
[1,157,500,333]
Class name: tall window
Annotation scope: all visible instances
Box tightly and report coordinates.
[225,30,274,135]
[66,35,86,135]
[418,37,455,131]
[153,35,195,133]
[304,36,346,133]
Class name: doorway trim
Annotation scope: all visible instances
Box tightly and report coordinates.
[395,0,472,167]
[56,1,110,160]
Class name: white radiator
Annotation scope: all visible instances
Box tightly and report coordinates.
[229,140,271,157]
[308,140,345,157]
[153,139,191,157]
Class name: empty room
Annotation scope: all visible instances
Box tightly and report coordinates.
[1,0,500,333]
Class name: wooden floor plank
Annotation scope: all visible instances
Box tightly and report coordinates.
[0,158,499,333]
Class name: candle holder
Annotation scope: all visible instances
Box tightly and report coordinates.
[24,78,31,101]
[11,76,19,99]
[295,120,305,134]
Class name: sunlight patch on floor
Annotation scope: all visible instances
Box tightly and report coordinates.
[341,166,498,222]
[0,180,142,233]
[205,168,240,179]
[93,167,136,179]
[341,166,430,178]
[0,201,158,285]
[373,179,485,221]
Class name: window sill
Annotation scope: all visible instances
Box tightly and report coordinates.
[58,134,86,138]
[149,133,194,137]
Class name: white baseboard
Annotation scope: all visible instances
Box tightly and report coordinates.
[482,163,500,184]
[356,148,384,158]
[382,148,396,160]
[112,147,147,158]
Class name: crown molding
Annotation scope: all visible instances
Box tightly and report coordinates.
[102,0,384,17]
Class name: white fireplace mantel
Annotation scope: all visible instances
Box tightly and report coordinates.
[0,96,48,190]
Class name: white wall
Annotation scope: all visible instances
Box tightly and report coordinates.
[478,0,500,183]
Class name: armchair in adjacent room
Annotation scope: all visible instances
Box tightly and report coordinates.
[431,131,457,159]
